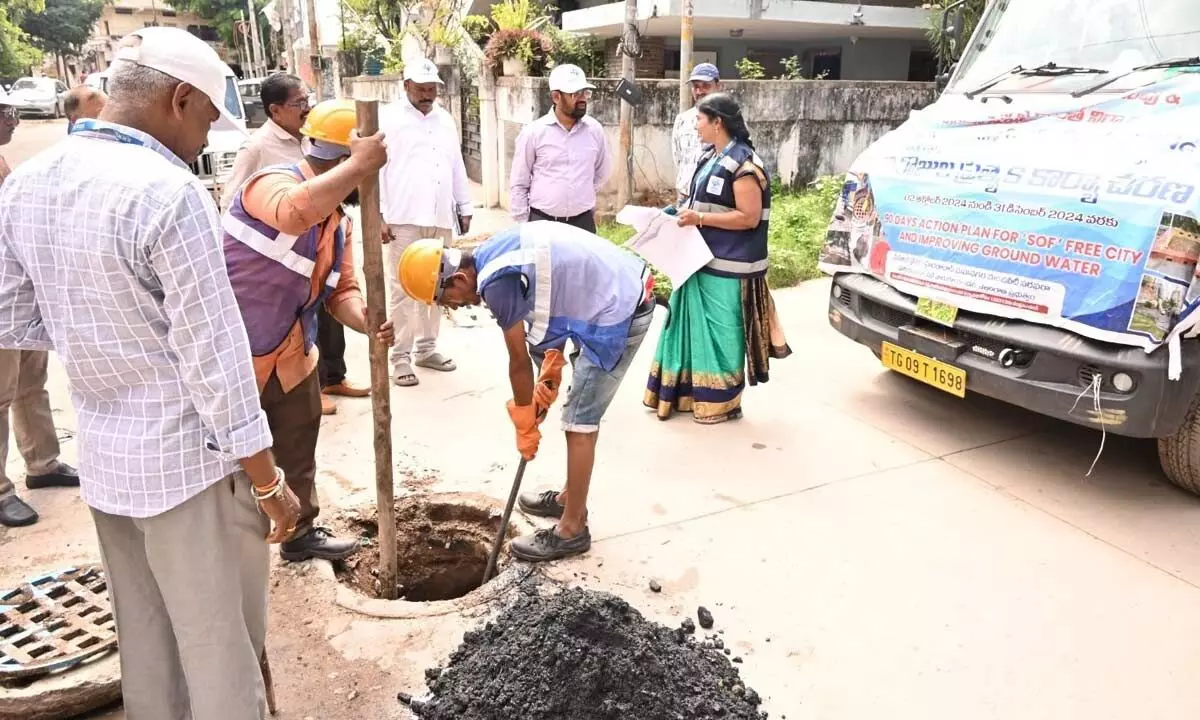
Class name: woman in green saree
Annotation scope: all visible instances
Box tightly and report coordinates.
[644,93,791,424]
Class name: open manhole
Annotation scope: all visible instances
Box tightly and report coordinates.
[335,494,518,602]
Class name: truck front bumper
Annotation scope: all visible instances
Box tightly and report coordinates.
[827,273,1200,439]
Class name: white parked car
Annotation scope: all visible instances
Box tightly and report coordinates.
[8,77,67,118]
[84,65,248,204]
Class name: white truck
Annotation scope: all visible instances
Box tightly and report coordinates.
[85,64,247,204]
[820,1,1200,492]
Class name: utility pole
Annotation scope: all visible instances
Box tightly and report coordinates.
[679,0,693,111]
[237,11,251,73]
[280,0,295,72]
[247,0,265,77]
[306,0,323,100]
[616,0,637,208]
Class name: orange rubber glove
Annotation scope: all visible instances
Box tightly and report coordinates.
[506,400,541,461]
[533,349,567,414]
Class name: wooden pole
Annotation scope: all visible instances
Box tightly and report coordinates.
[355,99,397,600]
[679,0,693,112]
[616,0,637,207]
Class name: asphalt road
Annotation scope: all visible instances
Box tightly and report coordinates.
[3,117,67,167]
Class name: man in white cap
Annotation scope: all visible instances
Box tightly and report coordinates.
[0,27,299,719]
[509,63,610,233]
[379,58,472,386]
[672,62,721,204]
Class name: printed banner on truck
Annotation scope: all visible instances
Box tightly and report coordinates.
[818,72,1200,352]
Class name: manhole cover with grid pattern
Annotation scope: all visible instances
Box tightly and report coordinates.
[0,565,116,682]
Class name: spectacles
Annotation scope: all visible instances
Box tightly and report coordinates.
[0,107,17,121]
[559,89,593,99]
[282,99,310,111]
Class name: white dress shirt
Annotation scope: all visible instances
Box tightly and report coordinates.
[379,96,473,230]
[0,121,272,518]
[672,107,702,199]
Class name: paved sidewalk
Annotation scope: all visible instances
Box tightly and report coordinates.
[7,267,1200,718]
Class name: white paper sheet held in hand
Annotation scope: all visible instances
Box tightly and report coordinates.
[615,205,714,288]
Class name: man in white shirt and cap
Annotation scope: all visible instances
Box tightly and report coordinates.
[380,58,473,387]
[671,62,721,204]
[0,27,299,719]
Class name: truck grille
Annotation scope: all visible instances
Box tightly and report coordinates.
[863,298,912,329]
[1078,364,1104,388]
[188,155,215,178]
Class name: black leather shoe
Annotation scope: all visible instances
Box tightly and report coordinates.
[0,495,39,527]
[518,490,564,519]
[279,527,360,562]
[26,462,80,490]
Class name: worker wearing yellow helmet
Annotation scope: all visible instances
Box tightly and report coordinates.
[220,99,395,563]
[397,221,656,562]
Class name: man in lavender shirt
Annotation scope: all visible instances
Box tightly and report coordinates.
[509,64,611,233]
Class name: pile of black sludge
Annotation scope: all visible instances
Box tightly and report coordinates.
[405,587,768,720]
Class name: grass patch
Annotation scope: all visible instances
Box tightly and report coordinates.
[597,176,841,296]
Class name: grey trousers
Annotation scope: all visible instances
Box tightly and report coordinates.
[91,475,270,720]
[0,349,60,497]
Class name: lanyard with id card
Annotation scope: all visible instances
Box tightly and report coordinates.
[688,140,737,208]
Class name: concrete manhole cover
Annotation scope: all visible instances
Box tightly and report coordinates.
[0,565,121,720]
[333,493,531,616]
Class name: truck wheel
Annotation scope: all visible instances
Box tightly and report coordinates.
[1157,394,1200,496]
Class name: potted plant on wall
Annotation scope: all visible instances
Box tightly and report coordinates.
[430,24,460,64]
[474,0,553,76]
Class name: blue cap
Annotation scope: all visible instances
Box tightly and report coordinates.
[689,63,720,82]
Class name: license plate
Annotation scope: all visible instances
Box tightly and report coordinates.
[915,297,959,327]
[881,341,967,398]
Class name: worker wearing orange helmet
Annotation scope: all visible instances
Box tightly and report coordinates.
[222,99,394,562]
[396,223,655,562]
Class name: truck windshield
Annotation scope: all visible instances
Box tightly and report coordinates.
[950,0,1200,92]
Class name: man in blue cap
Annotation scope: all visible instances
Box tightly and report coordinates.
[671,62,721,204]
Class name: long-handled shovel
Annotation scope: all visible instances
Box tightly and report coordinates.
[260,647,277,715]
[481,455,531,585]
[481,385,554,586]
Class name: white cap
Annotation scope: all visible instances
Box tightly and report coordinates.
[114,26,236,124]
[0,86,10,106]
[403,58,444,85]
[548,64,594,94]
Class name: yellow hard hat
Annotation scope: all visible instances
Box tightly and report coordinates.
[300,99,357,147]
[398,238,456,305]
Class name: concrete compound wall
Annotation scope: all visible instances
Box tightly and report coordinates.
[343,72,936,213]
[493,77,936,211]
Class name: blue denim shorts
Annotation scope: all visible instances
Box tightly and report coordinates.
[531,304,654,433]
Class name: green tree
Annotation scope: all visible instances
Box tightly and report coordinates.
[0,0,43,77]
[21,0,106,72]
[924,0,986,70]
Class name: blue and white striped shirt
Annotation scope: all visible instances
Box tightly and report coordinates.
[0,121,272,518]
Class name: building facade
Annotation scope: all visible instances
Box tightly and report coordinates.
[560,0,935,81]
[83,0,228,77]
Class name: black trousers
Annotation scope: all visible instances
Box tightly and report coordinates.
[530,207,596,233]
[317,304,346,388]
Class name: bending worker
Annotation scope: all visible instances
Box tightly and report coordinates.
[222,98,393,562]
[397,221,655,562]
